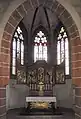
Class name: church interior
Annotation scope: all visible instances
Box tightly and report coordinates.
[0,0,81,119]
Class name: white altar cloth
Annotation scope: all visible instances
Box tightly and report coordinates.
[26,97,56,102]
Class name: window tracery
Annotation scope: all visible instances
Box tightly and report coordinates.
[34,31,47,62]
[11,25,25,77]
[57,26,69,75]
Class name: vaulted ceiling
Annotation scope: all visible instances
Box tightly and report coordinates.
[22,6,59,32]
[0,0,81,24]
[0,0,81,38]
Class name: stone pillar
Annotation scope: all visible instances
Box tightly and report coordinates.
[48,28,56,65]
[0,87,6,119]
[27,31,33,65]
[75,86,81,119]
[71,36,81,119]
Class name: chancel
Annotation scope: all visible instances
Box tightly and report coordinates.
[7,6,72,117]
[7,8,71,116]
[2,0,81,119]
[25,60,57,109]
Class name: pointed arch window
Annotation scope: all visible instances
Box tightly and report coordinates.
[57,26,69,75]
[34,31,47,62]
[11,25,24,75]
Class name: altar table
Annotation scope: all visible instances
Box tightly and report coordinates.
[26,96,57,108]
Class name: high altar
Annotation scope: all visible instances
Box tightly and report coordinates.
[27,60,55,96]
[26,60,57,109]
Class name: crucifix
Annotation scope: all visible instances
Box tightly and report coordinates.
[38,81,44,96]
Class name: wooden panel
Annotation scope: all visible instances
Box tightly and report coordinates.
[27,60,55,96]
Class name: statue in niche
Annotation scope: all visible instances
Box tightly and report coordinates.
[56,70,64,83]
[38,67,44,82]
[27,70,37,84]
[37,67,44,96]
[45,70,53,84]
[48,71,53,84]
[31,70,37,83]
[45,71,50,83]
[27,72,32,84]
[17,69,26,83]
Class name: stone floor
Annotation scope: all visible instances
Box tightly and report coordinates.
[6,108,75,119]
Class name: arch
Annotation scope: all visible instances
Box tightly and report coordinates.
[10,21,27,78]
[0,0,81,118]
[0,0,80,86]
[33,28,48,62]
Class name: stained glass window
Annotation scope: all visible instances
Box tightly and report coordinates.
[11,26,24,75]
[57,26,69,75]
[34,31,47,62]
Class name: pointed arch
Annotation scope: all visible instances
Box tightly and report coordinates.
[56,22,70,76]
[33,26,48,62]
[10,21,28,83]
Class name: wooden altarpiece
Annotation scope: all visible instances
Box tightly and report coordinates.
[26,60,55,96]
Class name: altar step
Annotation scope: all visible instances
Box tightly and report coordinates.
[17,115,63,119]
[7,108,75,119]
